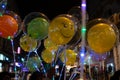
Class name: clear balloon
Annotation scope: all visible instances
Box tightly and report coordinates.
[60,49,77,66]
[0,10,21,39]
[87,18,118,54]
[20,35,37,52]
[48,14,77,45]
[108,13,120,42]
[41,48,55,63]
[22,12,50,40]
[67,6,82,47]
[68,6,89,23]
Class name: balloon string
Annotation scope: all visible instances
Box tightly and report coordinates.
[59,64,65,80]
[10,39,18,80]
[69,68,77,80]
[22,51,31,80]
[34,50,47,78]
[54,45,67,80]
[63,45,67,80]
[69,73,77,80]
[51,46,65,80]
[54,46,63,64]
[54,45,67,65]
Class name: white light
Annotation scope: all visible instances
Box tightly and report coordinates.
[55,65,59,69]
[110,63,114,66]
[0,54,4,60]
[6,57,9,61]
[21,58,24,62]
[81,53,84,57]
[81,3,86,7]
[15,62,21,67]
[51,50,55,55]
[88,56,91,59]
[84,62,86,65]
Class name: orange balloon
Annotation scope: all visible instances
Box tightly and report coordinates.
[0,15,18,39]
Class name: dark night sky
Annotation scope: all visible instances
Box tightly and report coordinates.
[7,0,120,20]
[7,0,81,20]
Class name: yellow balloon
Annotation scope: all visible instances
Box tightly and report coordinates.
[48,15,75,45]
[41,49,55,63]
[60,49,77,65]
[44,37,58,50]
[87,23,116,53]
[20,35,37,52]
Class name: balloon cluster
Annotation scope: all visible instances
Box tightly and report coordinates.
[0,0,119,76]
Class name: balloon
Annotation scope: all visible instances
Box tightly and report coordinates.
[0,11,21,39]
[20,35,37,52]
[26,55,41,72]
[87,18,117,54]
[44,37,58,50]
[41,49,55,63]
[60,49,77,65]
[68,6,89,23]
[48,14,76,45]
[23,12,49,40]
[67,6,83,47]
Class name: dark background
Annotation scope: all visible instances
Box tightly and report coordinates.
[1,0,120,58]
[7,0,120,20]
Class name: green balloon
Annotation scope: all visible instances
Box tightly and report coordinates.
[27,17,49,40]
[26,56,41,72]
